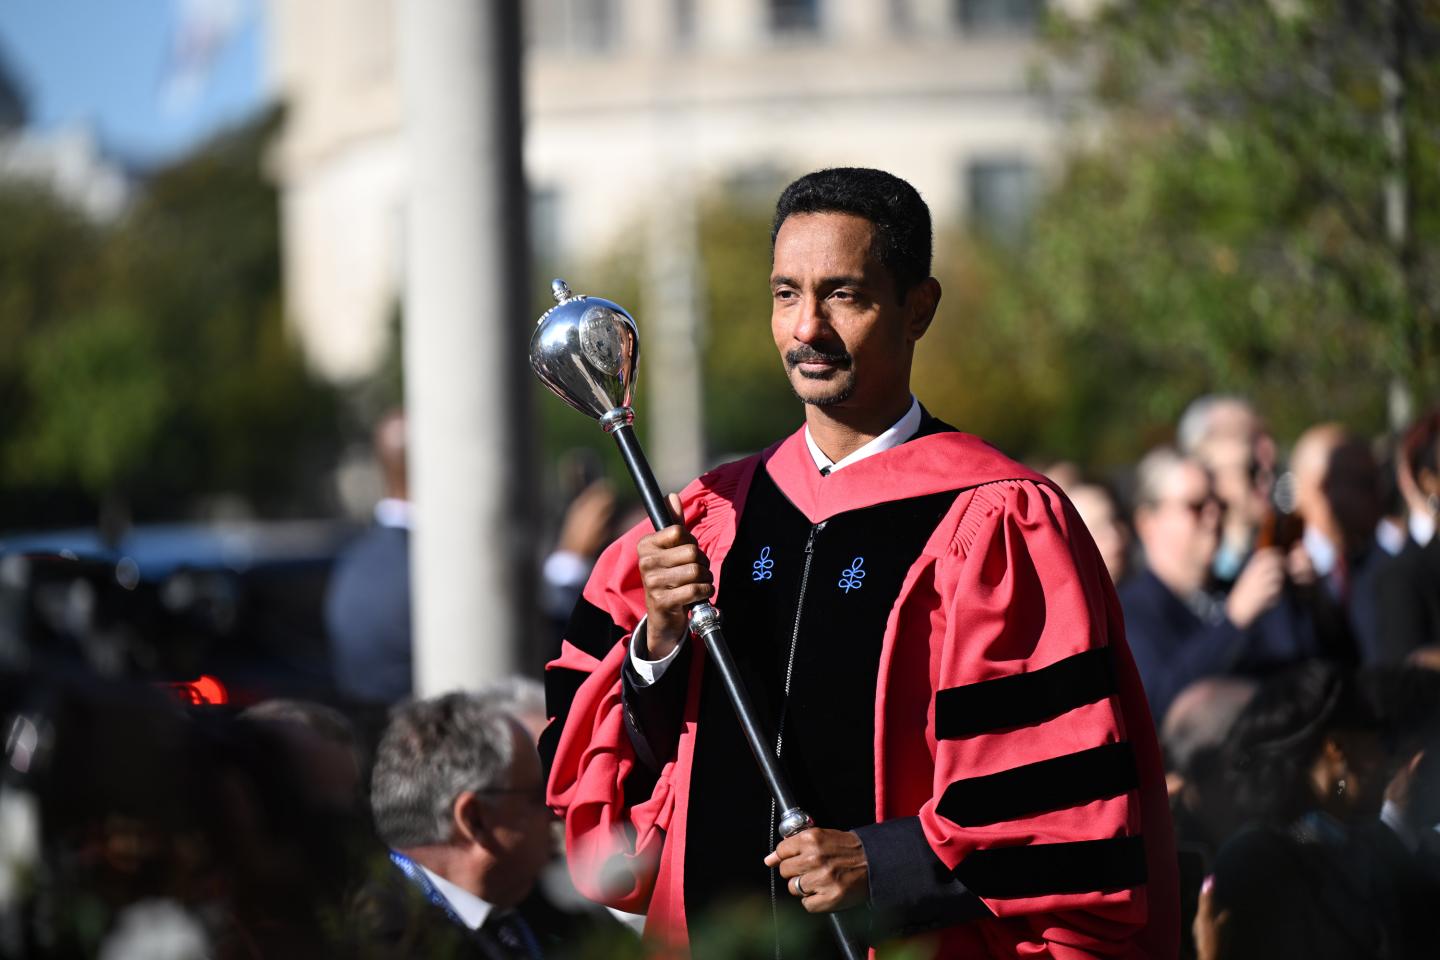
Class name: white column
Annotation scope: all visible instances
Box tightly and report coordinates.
[398,0,535,695]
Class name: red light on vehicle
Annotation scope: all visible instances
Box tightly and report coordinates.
[165,674,229,706]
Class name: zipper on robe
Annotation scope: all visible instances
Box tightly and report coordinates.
[768,519,825,959]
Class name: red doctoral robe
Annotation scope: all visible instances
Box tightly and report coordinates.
[542,422,1179,958]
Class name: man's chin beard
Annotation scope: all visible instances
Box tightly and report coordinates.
[788,372,855,407]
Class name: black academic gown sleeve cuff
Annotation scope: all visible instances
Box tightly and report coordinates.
[854,816,990,940]
[620,631,692,775]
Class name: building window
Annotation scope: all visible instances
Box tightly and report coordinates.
[530,0,620,52]
[572,0,619,50]
[771,0,820,35]
[674,0,696,45]
[888,0,912,32]
[954,0,1045,34]
[966,158,1037,243]
[721,165,788,211]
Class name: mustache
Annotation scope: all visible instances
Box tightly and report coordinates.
[785,345,852,366]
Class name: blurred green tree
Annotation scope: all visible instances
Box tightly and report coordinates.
[0,185,108,525]
[1,111,341,527]
[0,185,103,432]
[542,0,1440,483]
[11,306,170,494]
[696,196,799,459]
[921,0,1440,467]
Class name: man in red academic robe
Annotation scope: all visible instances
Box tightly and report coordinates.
[540,168,1178,958]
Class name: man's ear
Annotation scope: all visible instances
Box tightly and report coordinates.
[905,278,941,342]
[453,790,487,845]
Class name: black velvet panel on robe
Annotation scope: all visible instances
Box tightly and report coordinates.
[684,460,961,957]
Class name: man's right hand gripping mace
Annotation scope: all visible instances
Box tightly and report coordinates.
[531,280,864,960]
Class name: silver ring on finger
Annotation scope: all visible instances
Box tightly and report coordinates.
[791,876,810,897]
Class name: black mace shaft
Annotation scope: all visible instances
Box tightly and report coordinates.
[608,421,864,960]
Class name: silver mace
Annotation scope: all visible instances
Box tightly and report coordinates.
[531,279,864,960]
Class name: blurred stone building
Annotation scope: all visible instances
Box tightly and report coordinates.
[266,0,1075,385]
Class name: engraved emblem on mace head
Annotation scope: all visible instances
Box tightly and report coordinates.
[579,306,625,377]
[529,278,640,421]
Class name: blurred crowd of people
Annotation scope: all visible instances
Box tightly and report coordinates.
[1052,396,1440,960]
[0,672,637,959]
[4,396,1439,959]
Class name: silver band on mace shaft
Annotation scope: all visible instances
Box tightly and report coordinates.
[597,407,634,434]
[778,806,816,839]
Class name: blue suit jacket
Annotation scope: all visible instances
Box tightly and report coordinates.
[1119,570,1248,725]
[325,525,412,703]
[1118,568,1325,725]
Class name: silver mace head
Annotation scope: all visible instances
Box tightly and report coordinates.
[529,278,640,431]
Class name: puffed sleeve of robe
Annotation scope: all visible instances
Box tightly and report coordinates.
[918,479,1174,958]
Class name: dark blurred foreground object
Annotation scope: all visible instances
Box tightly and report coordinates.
[0,673,382,958]
[1201,662,1437,960]
[239,698,365,816]
[0,520,359,702]
[1366,668,1440,895]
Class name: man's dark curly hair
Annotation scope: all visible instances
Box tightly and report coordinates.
[771,167,933,300]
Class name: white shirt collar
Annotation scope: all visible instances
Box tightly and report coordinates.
[419,864,495,930]
[803,397,922,475]
[1303,524,1337,578]
[374,497,412,530]
[1377,518,1408,557]
[1410,510,1436,548]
